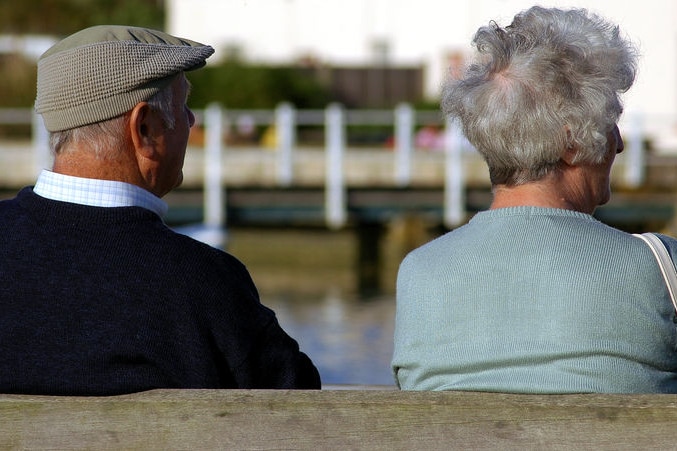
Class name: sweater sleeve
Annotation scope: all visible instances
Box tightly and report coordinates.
[199,248,321,389]
[235,314,321,389]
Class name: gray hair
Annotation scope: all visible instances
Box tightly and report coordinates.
[441,6,638,185]
[49,82,177,159]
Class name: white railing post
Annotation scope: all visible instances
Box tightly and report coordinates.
[204,103,226,232]
[172,105,227,249]
[394,103,414,186]
[624,112,644,188]
[276,102,295,186]
[32,110,50,175]
[444,117,466,228]
[325,103,347,229]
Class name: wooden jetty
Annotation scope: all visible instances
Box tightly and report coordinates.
[2,102,677,231]
[3,101,676,232]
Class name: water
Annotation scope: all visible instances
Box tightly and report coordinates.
[264,291,396,387]
[226,226,419,387]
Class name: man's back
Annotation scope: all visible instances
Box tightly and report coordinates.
[0,188,320,394]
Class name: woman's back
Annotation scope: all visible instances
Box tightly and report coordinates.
[392,207,677,393]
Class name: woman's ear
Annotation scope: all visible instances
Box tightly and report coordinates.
[561,145,579,166]
[561,126,579,166]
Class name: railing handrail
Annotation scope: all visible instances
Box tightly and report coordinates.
[0,105,649,233]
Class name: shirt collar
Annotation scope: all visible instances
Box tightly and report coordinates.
[33,170,168,218]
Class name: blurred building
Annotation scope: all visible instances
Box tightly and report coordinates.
[0,35,55,61]
[166,0,677,149]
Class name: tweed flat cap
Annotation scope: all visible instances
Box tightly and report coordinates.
[35,25,214,132]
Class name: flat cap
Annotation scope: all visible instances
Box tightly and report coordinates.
[35,25,214,132]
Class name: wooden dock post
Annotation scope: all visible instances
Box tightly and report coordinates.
[356,220,384,295]
[31,109,50,175]
[444,117,467,228]
[325,103,347,229]
[394,103,414,187]
[276,102,295,186]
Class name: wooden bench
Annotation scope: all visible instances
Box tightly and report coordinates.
[3,388,677,449]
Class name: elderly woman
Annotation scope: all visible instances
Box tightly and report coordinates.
[392,6,677,393]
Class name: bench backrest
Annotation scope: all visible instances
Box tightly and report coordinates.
[3,389,677,449]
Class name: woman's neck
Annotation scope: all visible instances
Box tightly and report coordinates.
[490,170,596,214]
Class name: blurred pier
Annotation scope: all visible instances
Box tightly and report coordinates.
[2,103,673,232]
[3,140,672,230]
[3,105,677,293]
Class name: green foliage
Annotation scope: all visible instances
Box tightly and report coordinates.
[0,0,164,35]
[413,99,442,111]
[0,54,35,136]
[187,62,332,109]
[0,0,164,109]
[0,55,36,107]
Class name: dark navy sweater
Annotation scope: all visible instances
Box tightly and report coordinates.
[0,188,320,395]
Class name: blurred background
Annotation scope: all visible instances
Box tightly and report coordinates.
[2,0,677,386]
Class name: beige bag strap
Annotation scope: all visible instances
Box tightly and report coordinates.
[634,232,677,313]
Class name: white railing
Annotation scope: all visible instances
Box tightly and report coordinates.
[197,103,472,231]
[0,108,50,175]
[0,105,652,235]
[196,103,650,231]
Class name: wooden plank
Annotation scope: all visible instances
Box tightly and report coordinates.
[3,390,677,449]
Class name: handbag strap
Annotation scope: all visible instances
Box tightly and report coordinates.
[634,232,677,313]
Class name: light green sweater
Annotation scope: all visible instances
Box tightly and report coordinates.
[392,207,677,393]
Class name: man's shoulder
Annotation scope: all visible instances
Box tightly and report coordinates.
[0,187,34,212]
[161,228,249,275]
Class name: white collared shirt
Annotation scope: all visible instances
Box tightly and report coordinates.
[33,170,168,218]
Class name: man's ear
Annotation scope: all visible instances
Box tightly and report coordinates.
[128,102,156,158]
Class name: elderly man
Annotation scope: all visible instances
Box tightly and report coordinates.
[0,26,320,395]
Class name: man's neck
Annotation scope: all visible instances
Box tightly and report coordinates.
[51,148,146,190]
